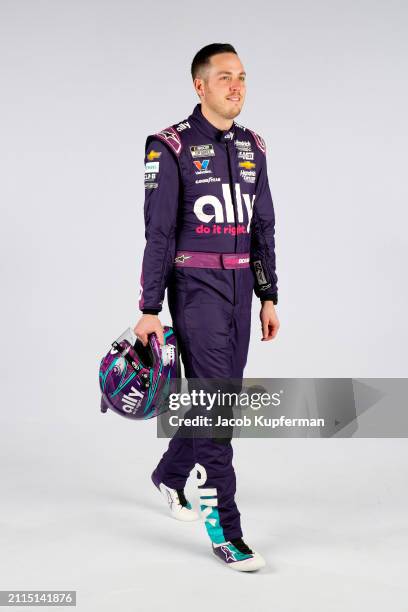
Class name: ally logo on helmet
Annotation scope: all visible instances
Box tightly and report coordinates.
[99,327,181,420]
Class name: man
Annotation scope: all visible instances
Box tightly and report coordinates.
[134,43,280,571]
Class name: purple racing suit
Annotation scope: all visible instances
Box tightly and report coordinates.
[139,103,278,543]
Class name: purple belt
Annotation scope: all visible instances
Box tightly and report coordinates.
[174,251,250,270]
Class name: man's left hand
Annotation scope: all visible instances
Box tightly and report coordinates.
[260,301,280,341]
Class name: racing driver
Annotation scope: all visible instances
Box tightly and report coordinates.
[134,43,280,572]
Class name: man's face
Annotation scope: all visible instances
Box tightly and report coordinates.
[197,52,246,120]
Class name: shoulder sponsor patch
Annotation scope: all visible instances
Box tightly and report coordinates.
[155,126,182,156]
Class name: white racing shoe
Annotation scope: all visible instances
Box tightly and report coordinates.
[155,480,199,522]
[212,538,266,571]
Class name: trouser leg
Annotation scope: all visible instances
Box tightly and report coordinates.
[166,267,253,543]
[152,436,195,491]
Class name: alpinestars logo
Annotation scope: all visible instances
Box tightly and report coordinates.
[174,254,192,263]
[220,545,237,561]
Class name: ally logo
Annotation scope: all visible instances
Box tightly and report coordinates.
[194,183,255,231]
[196,463,226,544]
[121,386,144,414]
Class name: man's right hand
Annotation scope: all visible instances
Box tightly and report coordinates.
[133,314,164,347]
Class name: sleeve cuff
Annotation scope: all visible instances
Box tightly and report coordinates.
[142,309,161,315]
[260,294,278,305]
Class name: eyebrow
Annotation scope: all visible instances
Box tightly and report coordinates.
[216,70,246,76]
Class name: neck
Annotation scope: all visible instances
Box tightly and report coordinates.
[200,102,233,131]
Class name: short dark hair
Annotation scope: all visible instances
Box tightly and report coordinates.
[191,43,237,80]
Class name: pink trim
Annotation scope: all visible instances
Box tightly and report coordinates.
[174,251,250,270]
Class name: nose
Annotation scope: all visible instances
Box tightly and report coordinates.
[230,78,243,92]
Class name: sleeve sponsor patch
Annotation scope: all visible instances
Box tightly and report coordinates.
[145,161,159,173]
[254,260,268,285]
[155,126,182,156]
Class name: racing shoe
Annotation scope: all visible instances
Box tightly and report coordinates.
[151,473,199,522]
[212,538,266,571]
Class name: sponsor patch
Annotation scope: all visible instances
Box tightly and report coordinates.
[238,150,254,160]
[240,169,256,183]
[174,254,192,263]
[254,260,268,285]
[239,161,256,170]
[176,121,190,132]
[235,139,252,151]
[155,126,182,155]
[193,159,212,175]
[190,144,215,158]
[193,159,209,171]
[145,161,159,173]
[145,183,158,189]
[195,176,221,184]
[147,149,161,161]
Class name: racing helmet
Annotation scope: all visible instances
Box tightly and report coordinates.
[99,326,180,420]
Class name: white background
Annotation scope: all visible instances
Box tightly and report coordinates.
[1,0,407,610]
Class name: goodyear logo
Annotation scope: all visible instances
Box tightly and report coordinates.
[239,161,256,170]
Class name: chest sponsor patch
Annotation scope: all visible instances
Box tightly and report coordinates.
[235,139,252,151]
[193,159,211,175]
[239,161,256,170]
[238,150,254,161]
[190,144,215,158]
[240,169,256,183]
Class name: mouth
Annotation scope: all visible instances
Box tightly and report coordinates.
[226,96,241,102]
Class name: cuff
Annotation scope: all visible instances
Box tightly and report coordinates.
[260,293,278,305]
[142,309,161,315]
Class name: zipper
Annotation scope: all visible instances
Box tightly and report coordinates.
[224,142,238,253]
[224,141,238,305]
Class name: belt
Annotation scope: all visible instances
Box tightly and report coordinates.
[174,251,250,270]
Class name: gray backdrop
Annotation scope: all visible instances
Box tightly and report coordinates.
[1,1,407,610]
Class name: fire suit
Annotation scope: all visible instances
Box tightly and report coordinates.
[139,103,278,543]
